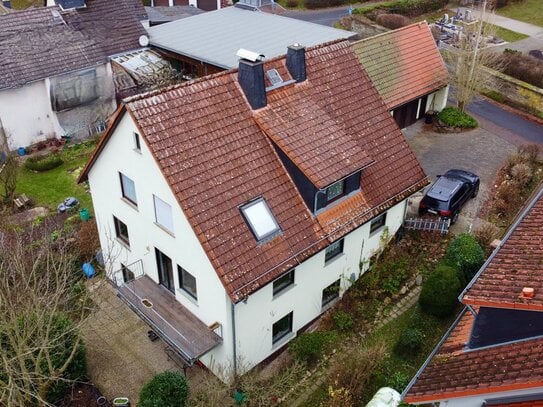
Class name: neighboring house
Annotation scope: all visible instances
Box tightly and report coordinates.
[149,0,226,12]
[0,0,146,150]
[146,3,357,77]
[144,5,204,26]
[79,40,428,379]
[404,186,543,406]
[352,22,449,129]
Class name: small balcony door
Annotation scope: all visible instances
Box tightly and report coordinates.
[155,248,174,293]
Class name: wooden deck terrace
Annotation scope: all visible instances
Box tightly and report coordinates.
[117,275,222,364]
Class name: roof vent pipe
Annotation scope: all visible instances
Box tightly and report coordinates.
[237,49,267,110]
[286,43,306,83]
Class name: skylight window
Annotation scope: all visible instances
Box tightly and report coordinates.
[241,198,280,242]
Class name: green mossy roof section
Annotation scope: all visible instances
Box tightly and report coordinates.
[352,22,449,110]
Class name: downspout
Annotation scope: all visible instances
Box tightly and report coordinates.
[231,301,237,377]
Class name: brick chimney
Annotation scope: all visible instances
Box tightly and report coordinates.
[237,50,266,110]
[286,44,306,83]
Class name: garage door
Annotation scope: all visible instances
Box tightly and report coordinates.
[173,0,189,4]
[197,0,217,10]
[393,95,428,129]
[153,0,169,5]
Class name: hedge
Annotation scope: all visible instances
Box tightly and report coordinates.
[304,0,346,9]
[289,331,338,364]
[24,154,64,172]
[444,233,485,284]
[354,0,447,18]
[437,107,478,129]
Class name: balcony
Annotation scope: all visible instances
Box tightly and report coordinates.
[114,261,222,365]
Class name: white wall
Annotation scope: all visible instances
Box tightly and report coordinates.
[0,80,64,150]
[436,386,543,407]
[233,200,407,371]
[87,112,234,376]
[426,85,449,113]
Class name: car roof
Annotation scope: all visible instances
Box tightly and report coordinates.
[427,176,462,200]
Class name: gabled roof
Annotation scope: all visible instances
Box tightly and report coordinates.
[404,309,543,404]
[0,0,146,90]
[352,22,448,110]
[147,5,357,70]
[80,41,427,302]
[463,187,543,310]
[404,186,543,404]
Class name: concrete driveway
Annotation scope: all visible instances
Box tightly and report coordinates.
[403,120,516,233]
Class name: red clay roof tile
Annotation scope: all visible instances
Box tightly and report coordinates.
[81,41,427,302]
[352,22,448,110]
[463,188,543,310]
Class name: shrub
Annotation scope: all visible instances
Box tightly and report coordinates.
[517,144,540,166]
[437,107,478,129]
[375,13,411,29]
[484,90,505,103]
[139,371,189,407]
[511,163,533,187]
[474,223,500,251]
[24,154,64,172]
[75,220,99,262]
[445,234,485,283]
[332,310,355,332]
[285,0,298,7]
[500,52,543,88]
[394,327,424,357]
[419,264,462,318]
[288,331,338,364]
[304,0,345,9]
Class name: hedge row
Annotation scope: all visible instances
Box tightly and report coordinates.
[354,0,447,18]
[24,154,64,172]
[304,0,346,9]
[437,107,478,129]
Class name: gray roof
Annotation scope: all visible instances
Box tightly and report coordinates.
[148,5,357,69]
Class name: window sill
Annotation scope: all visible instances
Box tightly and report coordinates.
[272,283,297,301]
[177,289,198,306]
[272,332,295,350]
[154,222,175,237]
[115,238,131,251]
[324,253,345,267]
[121,197,138,211]
[133,148,142,155]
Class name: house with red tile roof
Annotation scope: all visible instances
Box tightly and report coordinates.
[403,186,543,407]
[352,22,449,129]
[0,0,147,150]
[79,40,428,379]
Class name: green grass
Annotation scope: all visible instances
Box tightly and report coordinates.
[359,304,459,403]
[488,23,529,42]
[10,0,42,9]
[15,141,96,213]
[497,0,543,28]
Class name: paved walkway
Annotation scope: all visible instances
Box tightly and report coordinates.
[287,286,421,407]
[81,278,211,404]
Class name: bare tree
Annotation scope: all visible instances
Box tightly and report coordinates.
[0,224,91,406]
[443,0,506,111]
[0,121,17,206]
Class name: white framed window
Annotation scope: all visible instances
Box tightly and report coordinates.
[119,172,137,206]
[326,180,345,201]
[370,212,387,234]
[178,265,197,300]
[272,311,293,345]
[325,239,344,263]
[153,195,174,232]
[322,280,340,307]
[273,269,295,297]
[241,197,280,242]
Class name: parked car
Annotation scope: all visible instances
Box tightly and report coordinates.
[419,169,480,223]
[528,50,543,60]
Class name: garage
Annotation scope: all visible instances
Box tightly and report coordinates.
[197,0,217,10]
[392,95,427,129]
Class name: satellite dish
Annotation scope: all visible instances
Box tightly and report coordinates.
[139,35,149,47]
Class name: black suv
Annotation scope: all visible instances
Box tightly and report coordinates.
[419,169,480,223]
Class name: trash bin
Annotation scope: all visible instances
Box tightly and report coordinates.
[17,147,26,156]
[79,208,90,222]
[82,263,96,278]
[424,110,435,124]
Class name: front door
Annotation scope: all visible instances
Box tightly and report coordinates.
[155,248,174,293]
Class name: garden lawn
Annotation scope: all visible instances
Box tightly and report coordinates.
[10,0,42,9]
[16,142,95,213]
[488,23,528,42]
[497,0,543,28]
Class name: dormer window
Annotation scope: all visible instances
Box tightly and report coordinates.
[326,180,345,202]
[241,197,281,242]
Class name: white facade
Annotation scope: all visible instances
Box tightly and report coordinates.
[0,63,115,150]
[434,386,543,407]
[87,112,410,378]
[425,85,449,113]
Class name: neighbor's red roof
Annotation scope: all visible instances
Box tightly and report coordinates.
[463,188,543,311]
[352,22,448,110]
[80,40,427,302]
[404,309,543,404]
